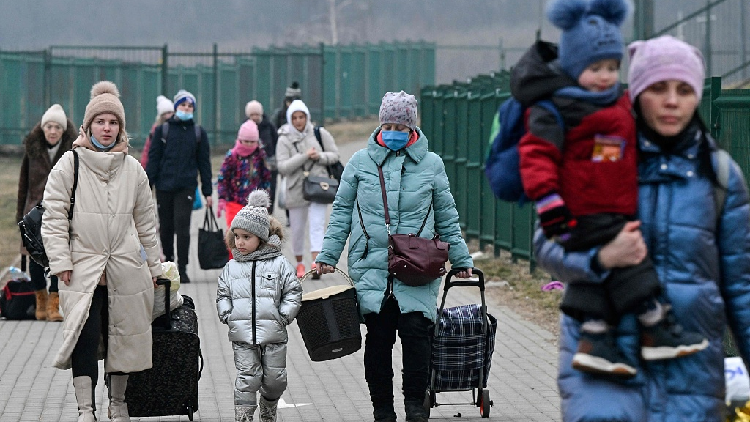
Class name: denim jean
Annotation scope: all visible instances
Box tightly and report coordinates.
[363,296,431,408]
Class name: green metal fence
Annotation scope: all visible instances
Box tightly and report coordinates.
[421,75,750,271]
[0,41,435,150]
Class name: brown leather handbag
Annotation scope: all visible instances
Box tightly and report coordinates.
[377,166,449,286]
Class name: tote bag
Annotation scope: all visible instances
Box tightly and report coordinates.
[198,206,229,269]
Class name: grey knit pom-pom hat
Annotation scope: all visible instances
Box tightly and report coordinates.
[230,190,271,241]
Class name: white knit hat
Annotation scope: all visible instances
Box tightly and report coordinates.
[245,100,263,118]
[173,89,196,109]
[230,190,271,242]
[41,104,67,130]
[156,95,174,115]
[286,99,310,127]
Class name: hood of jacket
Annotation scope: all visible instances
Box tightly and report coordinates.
[24,119,77,160]
[510,40,577,107]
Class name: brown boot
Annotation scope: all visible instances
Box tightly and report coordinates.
[34,290,48,320]
[47,292,63,322]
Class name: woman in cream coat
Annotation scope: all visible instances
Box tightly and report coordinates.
[42,81,162,422]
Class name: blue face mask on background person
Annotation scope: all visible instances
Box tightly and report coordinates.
[175,110,193,121]
[381,130,410,151]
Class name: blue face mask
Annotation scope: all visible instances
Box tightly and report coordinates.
[90,134,116,151]
[381,130,410,151]
[175,110,193,121]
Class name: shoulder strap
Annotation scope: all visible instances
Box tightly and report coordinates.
[377,165,432,236]
[314,126,324,150]
[160,122,169,143]
[68,150,79,220]
[535,100,565,129]
[194,125,201,143]
[713,149,731,216]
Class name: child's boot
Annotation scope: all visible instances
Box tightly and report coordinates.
[640,305,708,360]
[259,396,278,422]
[47,292,63,322]
[235,405,256,422]
[571,330,636,378]
[72,376,96,422]
[34,289,48,320]
[108,374,130,422]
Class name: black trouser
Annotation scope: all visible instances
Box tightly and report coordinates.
[156,188,194,272]
[71,285,108,382]
[559,213,661,323]
[29,258,58,292]
[363,296,432,409]
[268,169,278,215]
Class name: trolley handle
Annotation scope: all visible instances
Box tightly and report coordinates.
[155,277,172,331]
[444,267,484,291]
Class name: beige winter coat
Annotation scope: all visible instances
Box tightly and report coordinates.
[276,122,340,209]
[42,138,162,372]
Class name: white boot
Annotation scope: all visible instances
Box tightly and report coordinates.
[235,405,257,422]
[259,396,279,422]
[108,375,130,422]
[72,376,96,422]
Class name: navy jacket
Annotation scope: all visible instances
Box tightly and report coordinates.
[146,117,212,197]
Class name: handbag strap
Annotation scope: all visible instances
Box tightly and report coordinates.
[203,206,220,231]
[377,165,432,236]
[68,150,79,220]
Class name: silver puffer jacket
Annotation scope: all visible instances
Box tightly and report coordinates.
[216,256,302,345]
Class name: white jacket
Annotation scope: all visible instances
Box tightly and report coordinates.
[42,146,162,372]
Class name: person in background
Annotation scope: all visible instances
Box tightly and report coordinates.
[273,81,301,129]
[535,35,750,422]
[217,190,301,422]
[245,100,279,213]
[140,95,174,169]
[42,81,162,422]
[17,103,76,322]
[275,99,340,279]
[146,89,213,283]
[316,91,474,422]
[217,120,272,239]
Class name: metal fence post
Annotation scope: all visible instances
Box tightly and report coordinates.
[213,43,219,142]
[320,42,326,127]
[43,49,51,107]
[161,44,168,96]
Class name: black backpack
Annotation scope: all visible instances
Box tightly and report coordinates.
[160,122,202,144]
[18,150,79,268]
[314,126,344,181]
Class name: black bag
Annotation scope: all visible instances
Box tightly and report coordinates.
[314,126,344,181]
[127,278,203,418]
[197,207,229,269]
[0,259,36,320]
[18,150,79,268]
[302,173,339,204]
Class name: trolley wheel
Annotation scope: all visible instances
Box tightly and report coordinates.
[478,389,491,418]
[187,406,194,421]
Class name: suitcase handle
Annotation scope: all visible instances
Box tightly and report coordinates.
[155,277,172,330]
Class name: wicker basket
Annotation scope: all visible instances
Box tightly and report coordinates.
[297,269,362,362]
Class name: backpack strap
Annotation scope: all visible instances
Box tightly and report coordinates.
[536,100,565,129]
[314,126,323,150]
[161,122,201,144]
[713,148,731,216]
[68,150,79,220]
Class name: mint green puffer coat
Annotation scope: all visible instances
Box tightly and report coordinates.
[316,128,473,322]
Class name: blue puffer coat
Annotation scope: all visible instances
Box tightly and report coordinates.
[535,126,750,422]
[316,128,473,322]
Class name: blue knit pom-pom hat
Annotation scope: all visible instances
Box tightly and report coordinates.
[547,0,629,81]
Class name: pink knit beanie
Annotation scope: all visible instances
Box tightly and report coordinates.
[237,120,259,141]
[628,35,706,102]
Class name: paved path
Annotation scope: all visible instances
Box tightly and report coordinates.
[0,136,561,421]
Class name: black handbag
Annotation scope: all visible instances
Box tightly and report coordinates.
[302,172,339,204]
[0,256,36,320]
[198,207,229,269]
[18,150,79,268]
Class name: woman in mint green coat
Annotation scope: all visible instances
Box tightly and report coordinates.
[316,91,473,422]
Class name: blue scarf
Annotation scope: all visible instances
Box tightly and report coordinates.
[554,82,621,106]
[90,135,117,151]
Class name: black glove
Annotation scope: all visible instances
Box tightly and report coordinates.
[536,193,577,241]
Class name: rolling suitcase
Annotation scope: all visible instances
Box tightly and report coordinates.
[426,267,497,418]
[124,278,204,420]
